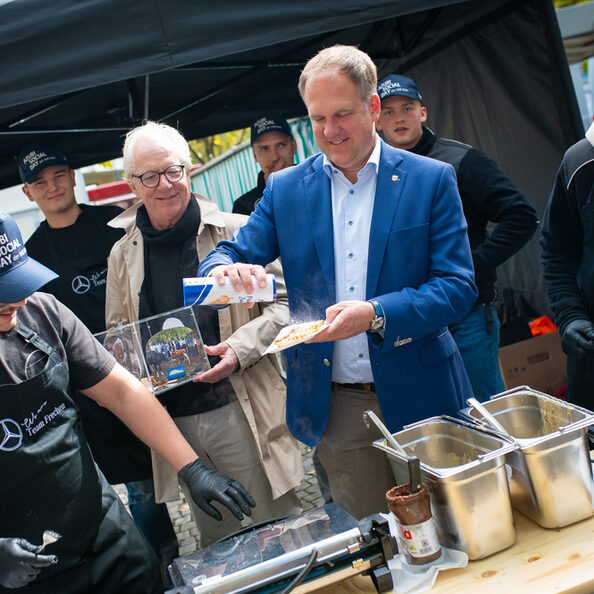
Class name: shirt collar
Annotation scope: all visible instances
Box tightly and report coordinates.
[323,134,381,180]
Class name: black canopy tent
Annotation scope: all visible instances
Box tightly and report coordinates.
[0,0,582,313]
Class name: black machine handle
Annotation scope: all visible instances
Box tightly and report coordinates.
[357,513,396,593]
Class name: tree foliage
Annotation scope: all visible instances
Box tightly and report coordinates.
[554,0,589,7]
[188,128,249,165]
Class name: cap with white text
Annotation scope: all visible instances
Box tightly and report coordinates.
[17,143,69,184]
[0,211,58,302]
[250,116,293,145]
[377,74,422,103]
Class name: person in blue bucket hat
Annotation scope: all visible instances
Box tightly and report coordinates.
[0,211,254,593]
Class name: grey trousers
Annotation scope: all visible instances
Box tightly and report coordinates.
[175,400,302,547]
[317,385,396,519]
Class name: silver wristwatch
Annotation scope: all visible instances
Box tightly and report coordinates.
[368,299,385,333]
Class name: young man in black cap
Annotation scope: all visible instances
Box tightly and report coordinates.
[18,142,179,583]
[0,211,254,592]
[20,144,123,334]
[376,74,539,399]
[232,116,297,215]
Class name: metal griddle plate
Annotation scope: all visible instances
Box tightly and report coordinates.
[167,503,392,593]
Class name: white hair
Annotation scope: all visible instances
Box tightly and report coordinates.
[123,121,192,180]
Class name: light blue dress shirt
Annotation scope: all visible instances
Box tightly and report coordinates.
[323,138,381,383]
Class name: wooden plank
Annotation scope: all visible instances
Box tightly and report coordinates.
[293,559,373,593]
[310,511,594,593]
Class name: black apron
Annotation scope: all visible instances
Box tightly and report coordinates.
[0,324,160,593]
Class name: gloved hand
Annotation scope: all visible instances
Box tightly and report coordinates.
[561,319,594,359]
[178,459,255,521]
[0,538,57,589]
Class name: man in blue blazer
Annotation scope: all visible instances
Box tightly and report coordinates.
[199,45,477,518]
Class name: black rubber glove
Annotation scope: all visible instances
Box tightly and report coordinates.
[561,319,594,359]
[178,459,256,521]
[0,538,57,589]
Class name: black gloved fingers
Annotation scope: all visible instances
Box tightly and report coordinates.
[562,321,594,358]
[30,554,58,568]
[16,539,39,554]
[14,539,57,568]
[211,491,247,521]
[229,480,256,508]
[0,538,49,589]
[564,330,594,358]
[197,499,223,521]
[574,332,594,351]
[228,480,256,513]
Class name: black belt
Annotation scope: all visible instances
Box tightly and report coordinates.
[332,382,376,393]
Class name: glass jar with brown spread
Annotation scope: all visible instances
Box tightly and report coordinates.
[386,484,441,565]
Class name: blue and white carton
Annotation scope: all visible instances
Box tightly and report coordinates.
[183,274,277,306]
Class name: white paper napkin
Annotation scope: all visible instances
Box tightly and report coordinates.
[381,513,468,593]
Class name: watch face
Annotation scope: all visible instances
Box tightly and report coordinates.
[371,315,384,332]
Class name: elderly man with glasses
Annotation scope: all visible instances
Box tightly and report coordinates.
[105,121,303,549]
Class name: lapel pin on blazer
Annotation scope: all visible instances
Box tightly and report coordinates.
[392,175,399,181]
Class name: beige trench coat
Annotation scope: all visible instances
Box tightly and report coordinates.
[105,194,303,502]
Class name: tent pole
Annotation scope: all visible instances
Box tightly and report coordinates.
[144,75,150,121]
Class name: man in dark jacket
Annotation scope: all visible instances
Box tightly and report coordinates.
[541,121,594,412]
[377,74,538,399]
[232,116,297,215]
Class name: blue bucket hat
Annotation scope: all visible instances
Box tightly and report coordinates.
[377,74,423,103]
[0,211,58,302]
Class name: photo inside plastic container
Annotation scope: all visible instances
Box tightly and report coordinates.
[140,308,210,393]
[102,334,144,380]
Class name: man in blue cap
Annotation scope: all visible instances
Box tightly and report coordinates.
[18,142,179,584]
[377,73,539,400]
[232,116,297,215]
[0,211,254,592]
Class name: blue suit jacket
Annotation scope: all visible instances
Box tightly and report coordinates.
[200,141,477,445]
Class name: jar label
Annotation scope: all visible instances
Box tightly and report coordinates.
[396,518,440,559]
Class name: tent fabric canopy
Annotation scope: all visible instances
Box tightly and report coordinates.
[0,0,583,313]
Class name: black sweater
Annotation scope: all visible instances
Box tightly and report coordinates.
[232,170,267,215]
[541,128,594,334]
[411,127,538,303]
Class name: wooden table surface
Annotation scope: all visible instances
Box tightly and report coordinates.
[301,509,594,594]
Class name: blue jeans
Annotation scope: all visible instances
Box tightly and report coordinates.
[449,302,505,401]
[126,479,178,568]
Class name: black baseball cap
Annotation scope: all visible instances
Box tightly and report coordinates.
[0,211,58,302]
[250,116,293,145]
[377,74,423,103]
[17,142,69,184]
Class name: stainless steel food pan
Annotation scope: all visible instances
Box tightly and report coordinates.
[460,386,594,528]
[373,415,517,560]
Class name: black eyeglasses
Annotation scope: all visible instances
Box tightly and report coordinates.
[132,164,185,188]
